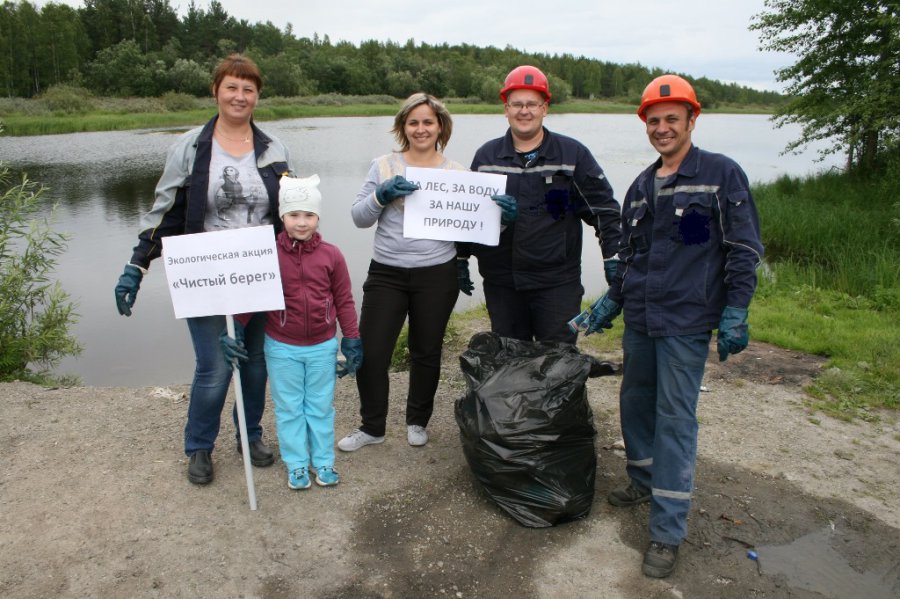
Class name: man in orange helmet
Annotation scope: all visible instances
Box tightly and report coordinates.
[583,74,764,578]
[457,65,621,344]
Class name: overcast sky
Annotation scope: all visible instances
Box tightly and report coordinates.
[39,0,790,91]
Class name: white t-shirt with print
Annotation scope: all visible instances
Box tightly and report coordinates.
[205,141,273,231]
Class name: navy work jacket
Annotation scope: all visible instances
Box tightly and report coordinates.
[464,127,621,290]
[609,144,764,336]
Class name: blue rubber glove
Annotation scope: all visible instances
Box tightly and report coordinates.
[584,293,623,336]
[717,306,749,362]
[457,258,474,296]
[491,194,518,225]
[375,175,419,206]
[337,337,363,378]
[219,321,247,367]
[114,264,143,316]
[603,259,619,286]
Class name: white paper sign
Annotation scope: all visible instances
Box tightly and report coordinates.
[161,226,285,319]
[402,167,506,246]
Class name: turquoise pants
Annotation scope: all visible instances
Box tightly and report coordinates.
[264,335,337,472]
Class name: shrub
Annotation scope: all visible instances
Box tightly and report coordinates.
[38,84,95,114]
[0,162,82,383]
[167,58,210,96]
[161,91,199,112]
[547,74,571,104]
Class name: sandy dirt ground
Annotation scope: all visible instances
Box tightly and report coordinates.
[2,322,899,598]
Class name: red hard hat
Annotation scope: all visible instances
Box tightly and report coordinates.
[500,65,552,103]
[637,74,701,122]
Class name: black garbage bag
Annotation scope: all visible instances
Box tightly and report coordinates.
[455,332,618,528]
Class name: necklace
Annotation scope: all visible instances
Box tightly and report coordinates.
[215,127,251,143]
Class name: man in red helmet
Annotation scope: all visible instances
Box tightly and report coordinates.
[584,74,764,578]
[457,65,621,344]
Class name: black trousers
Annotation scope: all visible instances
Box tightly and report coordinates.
[483,279,583,344]
[355,258,459,437]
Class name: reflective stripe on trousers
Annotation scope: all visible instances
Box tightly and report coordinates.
[619,327,710,545]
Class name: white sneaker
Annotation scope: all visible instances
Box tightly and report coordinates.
[337,429,385,452]
[407,425,428,447]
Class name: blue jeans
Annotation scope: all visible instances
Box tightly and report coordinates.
[265,335,337,472]
[619,327,710,546]
[483,280,583,344]
[183,313,267,455]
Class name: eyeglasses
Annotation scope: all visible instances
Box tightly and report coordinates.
[506,101,545,112]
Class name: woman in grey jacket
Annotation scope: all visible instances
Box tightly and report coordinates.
[113,54,294,485]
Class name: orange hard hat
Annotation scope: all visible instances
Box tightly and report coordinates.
[637,74,701,121]
[500,65,552,103]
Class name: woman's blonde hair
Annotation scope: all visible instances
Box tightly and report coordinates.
[391,93,453,152]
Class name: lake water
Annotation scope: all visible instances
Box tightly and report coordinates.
[0,113,842,386]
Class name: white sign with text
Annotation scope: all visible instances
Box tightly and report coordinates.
[402,167,506,246]
[161,226,285,319]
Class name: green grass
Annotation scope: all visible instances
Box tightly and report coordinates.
[752,280,898,419]
[0,94,770,137]
[749,168,899,419]
[754,171,900,300]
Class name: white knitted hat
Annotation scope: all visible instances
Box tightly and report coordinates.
[279,174,322,217]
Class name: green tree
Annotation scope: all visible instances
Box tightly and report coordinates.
[179,0,239,61]
[0,163,81,382]
[80,0,136,55]
[38,2,88,86]
[166,56,208,96]
[0,0,41,96]
[385,69,417,99]
[546,73,571,104]
[254,52,309,97]
[85,38,156,95]
[752,0,900,172]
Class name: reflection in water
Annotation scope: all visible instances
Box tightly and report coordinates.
[0,115,842,386]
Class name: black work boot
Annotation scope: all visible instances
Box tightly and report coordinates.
[188,450,213,485]
[237,438,275,467]
[607,481,651,507]
[642,542,679,578]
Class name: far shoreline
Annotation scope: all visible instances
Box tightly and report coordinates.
[0,97,774,137]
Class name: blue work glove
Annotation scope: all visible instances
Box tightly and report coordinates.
[584,293,623,336]
[603,258,619,286]
[114,264,143,316]
[717,306,749,362]
[337,337,363,378]
[375,175,419,207]
[219,321,247,367]
[491,194,518,225]
[457,258,474,296]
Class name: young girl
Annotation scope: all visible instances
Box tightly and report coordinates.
[224,175,362,489]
